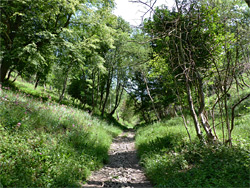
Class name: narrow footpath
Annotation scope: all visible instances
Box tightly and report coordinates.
[83,131,153,188]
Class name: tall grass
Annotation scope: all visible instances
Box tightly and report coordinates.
[136,117,250,187]
[0,85,122,187]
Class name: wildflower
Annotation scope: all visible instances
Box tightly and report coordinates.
[72,124,75,127]
[17,122,21,127]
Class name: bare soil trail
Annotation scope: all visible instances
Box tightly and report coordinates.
[82,130,153,188]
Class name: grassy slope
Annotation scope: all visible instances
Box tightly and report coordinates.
[136,88,250,187]
[0,84,122,187]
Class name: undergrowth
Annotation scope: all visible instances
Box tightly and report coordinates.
[136,117,250,187]
[0,85,122,187]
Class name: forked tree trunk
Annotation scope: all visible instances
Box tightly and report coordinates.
[185,78,203,140]
[196,72,216,141]
[110,86,124,116]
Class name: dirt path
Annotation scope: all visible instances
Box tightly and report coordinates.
[82,131,153,188]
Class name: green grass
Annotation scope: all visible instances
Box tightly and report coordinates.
[135,117,250,187]
[12,78,74,105]
[0,85,122,187]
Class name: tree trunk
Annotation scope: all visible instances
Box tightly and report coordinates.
[142,72,161,121]
[59,67,70,103]
[97,70,100,108]
[231,93,250,136]
[92,71,96,113]
[175,82,191,142]
[12,73,19,83]
[196,72,216,141]
[0,58,11,83]
[34,74,40,89]
[110,86,124,116]
[99,76,105,110]
[6,68,14,81]
[186,78,203,140]
[101,67,113,116]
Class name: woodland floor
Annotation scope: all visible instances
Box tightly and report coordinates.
[82,130,153,188]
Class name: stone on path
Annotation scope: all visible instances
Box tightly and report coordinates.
[82,131,153,188]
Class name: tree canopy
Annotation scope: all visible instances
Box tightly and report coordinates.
[1,0,249,144]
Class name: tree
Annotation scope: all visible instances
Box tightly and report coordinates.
[0,0,115,83]
[138,0,250,143]
[0,0,76,82]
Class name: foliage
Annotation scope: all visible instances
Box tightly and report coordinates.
[1,0,250,185]
[135,117,250,187]
[135,0,250,142]
[0,86,122,187]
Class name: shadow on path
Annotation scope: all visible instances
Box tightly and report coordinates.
[83,132,153,188]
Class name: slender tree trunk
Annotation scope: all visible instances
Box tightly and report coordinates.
[142,72,161,121]
[211,96,219,139]
[99,75,105,110]
[180,108,191,142]
[186,78,203,140]
[92,71,96,113]
[59,67,71,103]
[97,70,100,107]
[175,83,191,142]
[196,72,216,141]
[34,74,40,89]
[101,67,113,116]
[231,93,250,138]
[12,73,20,83]
[110,86,124,116]
[109,73,123,116]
